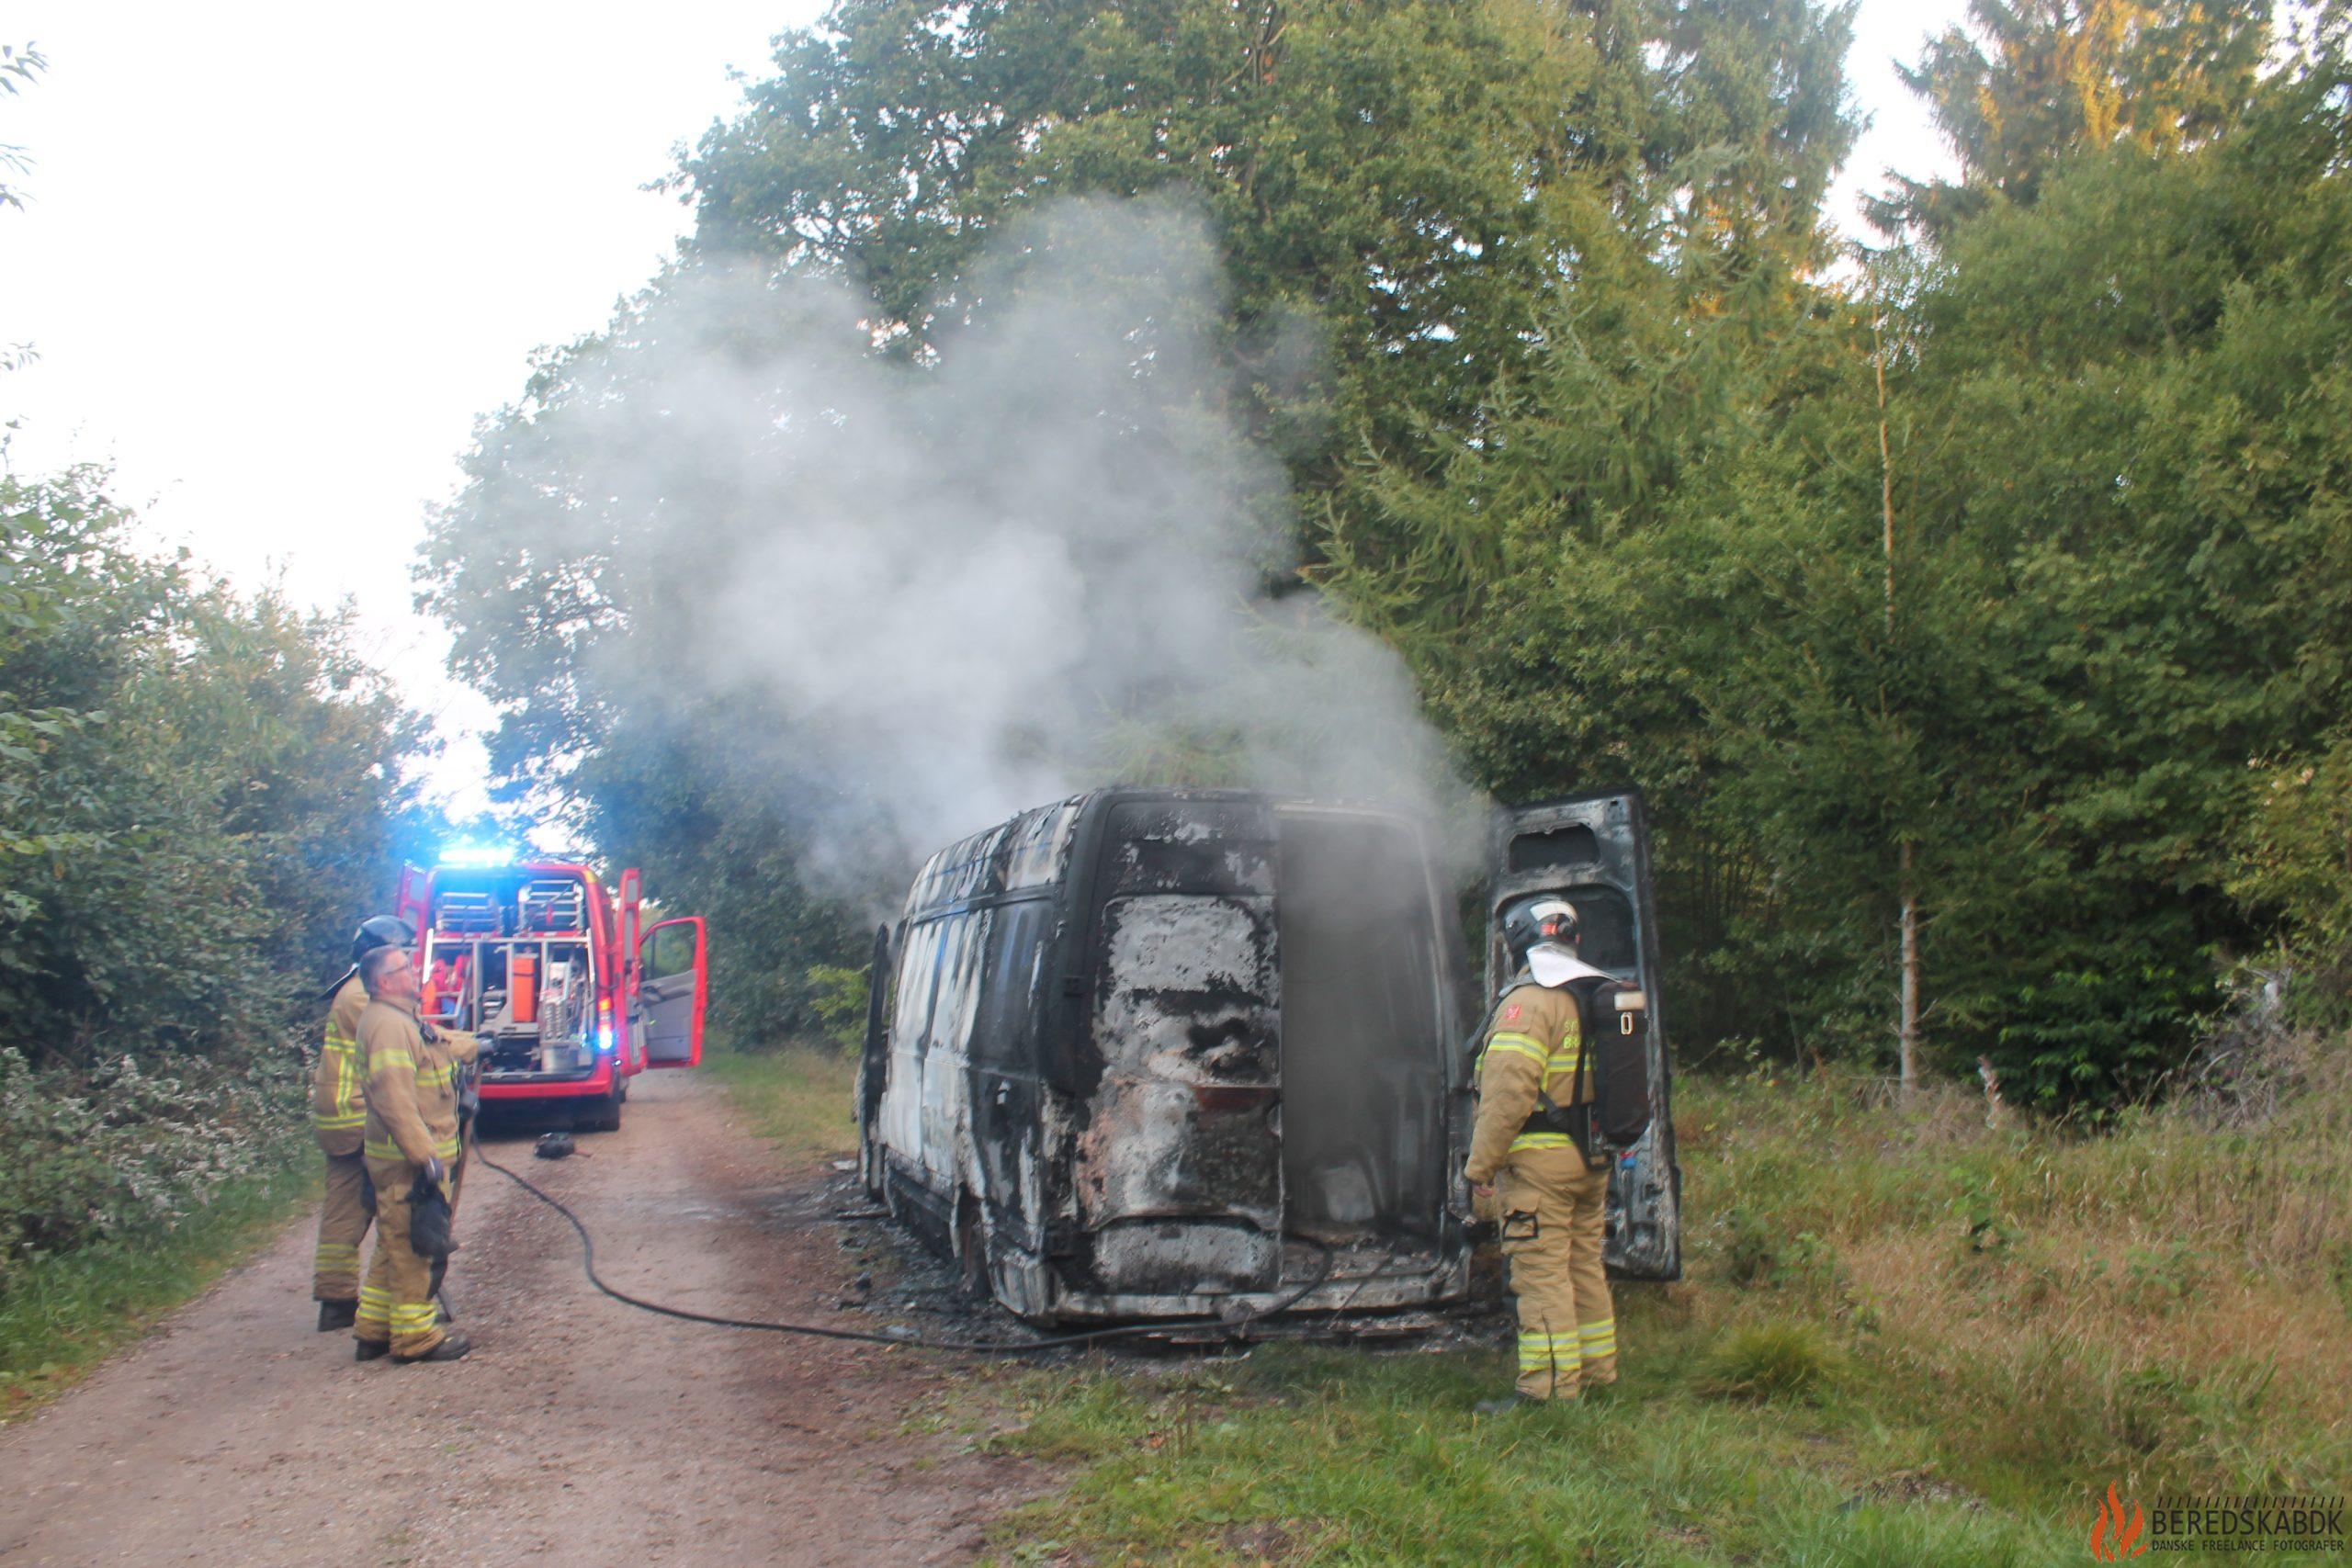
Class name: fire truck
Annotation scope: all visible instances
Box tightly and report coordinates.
[392,852,707,1131]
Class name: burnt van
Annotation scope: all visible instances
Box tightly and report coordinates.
[856,786,1681,1326]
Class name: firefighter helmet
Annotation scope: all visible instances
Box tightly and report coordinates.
[349,915,412,964]
[1502,896,1578,961]
[1503,896,1612,988]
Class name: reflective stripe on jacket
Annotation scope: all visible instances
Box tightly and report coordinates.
[312,976,371,1155]
[358,997,479,1168]
[1464,981,1585,1184]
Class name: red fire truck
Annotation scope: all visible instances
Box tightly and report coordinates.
[392,852,707,1131]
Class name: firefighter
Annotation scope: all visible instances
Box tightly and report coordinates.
[310,915,411,1329]
[353,942,479,1363]
[1464,897,1618,1410]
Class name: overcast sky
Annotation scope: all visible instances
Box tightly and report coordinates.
[0,2,1966,820]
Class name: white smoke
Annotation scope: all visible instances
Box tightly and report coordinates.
[468,195,1479,892]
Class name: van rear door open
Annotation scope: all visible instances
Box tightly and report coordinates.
[1490,792,1682,1280]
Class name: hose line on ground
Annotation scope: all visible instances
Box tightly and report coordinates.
[477,1148,1341,1355]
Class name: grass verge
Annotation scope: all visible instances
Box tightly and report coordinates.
[698,1032,2351,1563]
[980,1343,2069,1565]
[976,1061,2350,1564]
[703,1038,861,1162]
[0,1149,316,1421]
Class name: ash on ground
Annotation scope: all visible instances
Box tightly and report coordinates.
[808,1168,1511,1364]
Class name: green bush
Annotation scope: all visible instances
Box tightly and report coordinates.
[2231,735,2352,1016]
[805,963,871,1053]
[0,468,415,1298]
[1993,963,2214,1111]
[0,1045,305,1290]
[1,468,420,1066]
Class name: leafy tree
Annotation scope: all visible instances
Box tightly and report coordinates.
[2231,732,2352,1010]
[678,0,1853,555]
[435,0,1860,1046]
[0,467,424,1066]
[0,41,43,215]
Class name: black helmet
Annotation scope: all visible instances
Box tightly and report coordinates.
[350,915,412,965]
[1501,896,1578,965]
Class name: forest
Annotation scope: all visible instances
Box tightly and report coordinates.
[421,0,2352,1111]
[4,0,2349,1320]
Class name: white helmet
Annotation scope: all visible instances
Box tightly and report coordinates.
[1502,895,1610,989]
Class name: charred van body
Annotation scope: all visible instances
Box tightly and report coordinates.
[856,786,1681,1326]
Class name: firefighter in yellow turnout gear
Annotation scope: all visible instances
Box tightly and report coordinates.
[352,943,479,1363]
[310,916,412,1330]
[1465,897,1618,1406]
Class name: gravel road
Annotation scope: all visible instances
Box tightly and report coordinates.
[0,1068,1046,1566]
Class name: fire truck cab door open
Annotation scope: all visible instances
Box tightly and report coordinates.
[636,916,707,1068]
[1490,791,1683,1281]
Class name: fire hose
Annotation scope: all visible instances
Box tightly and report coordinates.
[475,1147,1351,1355]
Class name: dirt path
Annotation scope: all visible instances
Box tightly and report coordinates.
[0,1070,1046,1566]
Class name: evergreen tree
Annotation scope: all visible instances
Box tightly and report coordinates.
[1867,0,2275,240]
[1390,26,2352,1102]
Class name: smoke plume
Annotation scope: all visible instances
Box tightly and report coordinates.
[464,196,1478,895]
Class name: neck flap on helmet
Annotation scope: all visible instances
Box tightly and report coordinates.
[1525,942,1611,988]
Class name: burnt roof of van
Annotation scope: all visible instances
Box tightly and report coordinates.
[902,787,1430,915]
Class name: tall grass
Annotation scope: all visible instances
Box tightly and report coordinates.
[702,1038,861,1162]
[978,1049,2351,1562]
[1679,1058,2351,1503]
[695,1024,2349,1560]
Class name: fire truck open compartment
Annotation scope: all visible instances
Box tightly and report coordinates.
[391,855,709,1132]
[423,869,603,1083]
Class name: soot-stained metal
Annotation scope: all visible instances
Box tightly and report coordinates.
[856,785,1682,1327]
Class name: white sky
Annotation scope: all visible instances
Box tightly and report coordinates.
[0,2,1964,821]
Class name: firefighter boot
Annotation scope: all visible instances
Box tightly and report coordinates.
[399,1329,471,1365]
[317,1299,358,1332]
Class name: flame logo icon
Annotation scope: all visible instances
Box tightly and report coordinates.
[2092,1483,2149,1561]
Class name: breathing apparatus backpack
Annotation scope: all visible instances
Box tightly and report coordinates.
[1523,977,1656,1169]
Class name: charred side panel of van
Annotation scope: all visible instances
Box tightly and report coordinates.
[860,788,1479,1325]
[858,800,1082,1316]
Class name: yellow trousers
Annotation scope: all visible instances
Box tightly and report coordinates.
[1498,1148,1617,1400]
[311,1148,373,1303]
[356,1156,448,1359]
